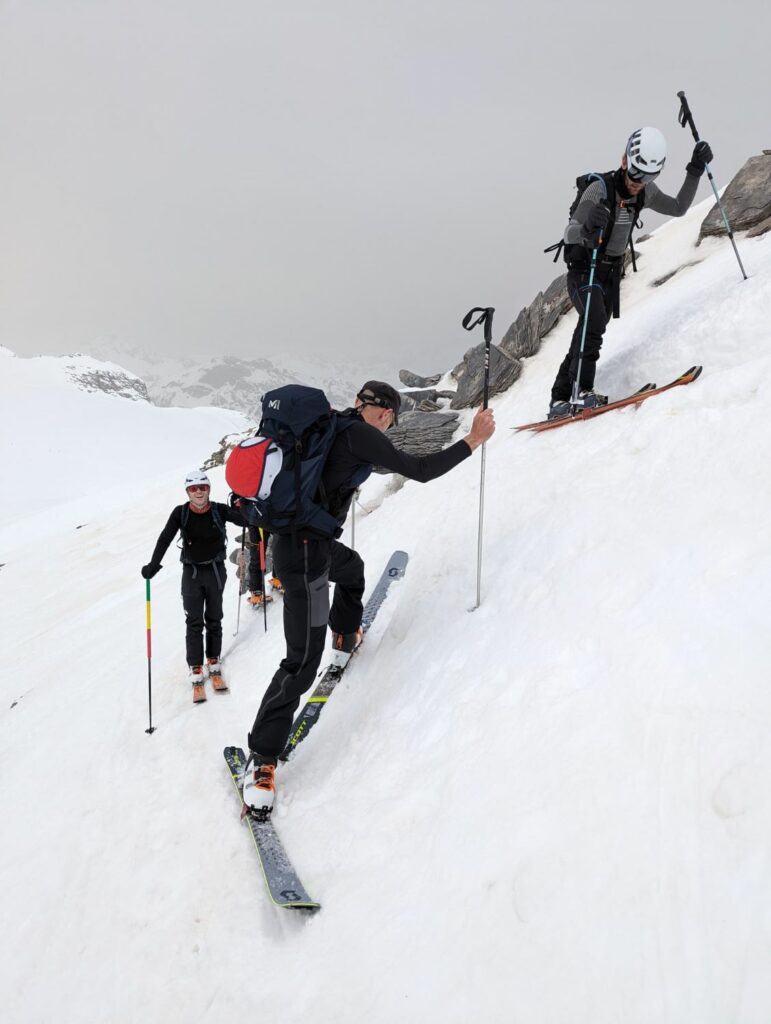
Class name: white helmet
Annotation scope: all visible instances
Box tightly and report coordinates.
[625,127,667,182]
[184,469,210,489]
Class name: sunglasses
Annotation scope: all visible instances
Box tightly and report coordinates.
[187,484,209,492]
[358,390,398,426]
[626,166,660,184]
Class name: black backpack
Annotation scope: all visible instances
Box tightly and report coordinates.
[545,170,645,270]
[226,385,371,539]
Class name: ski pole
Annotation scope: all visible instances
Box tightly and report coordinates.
[145,580,156,735]
[233,530,246,637]
[677,90,747,281]
[572,176,608,408]
[351,491,356,551]
[462,305,494,611]
[259,528,268,633]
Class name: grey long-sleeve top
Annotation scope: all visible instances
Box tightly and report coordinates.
[564,170,701,258]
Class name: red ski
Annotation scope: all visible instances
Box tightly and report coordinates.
[514,366,703,434]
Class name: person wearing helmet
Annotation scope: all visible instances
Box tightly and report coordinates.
[241,380,495,816]
[548,127,713,419]
[141,470,247,702]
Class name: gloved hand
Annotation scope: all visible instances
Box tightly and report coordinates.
[584,204,610,245]
[141,562,162,579]
[687,140,713,176]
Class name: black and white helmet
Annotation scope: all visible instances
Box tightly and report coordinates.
[184,469,210,489]
[625,127,667,182]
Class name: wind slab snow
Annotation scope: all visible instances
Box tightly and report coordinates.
[2,195,771,1024]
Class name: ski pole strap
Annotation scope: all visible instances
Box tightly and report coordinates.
[462,306,495,343]
[677,90,700,141]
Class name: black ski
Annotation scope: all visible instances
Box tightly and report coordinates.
[223,746,320,911]
[280,549,409,761]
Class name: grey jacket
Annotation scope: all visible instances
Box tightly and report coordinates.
[565,171,700,258]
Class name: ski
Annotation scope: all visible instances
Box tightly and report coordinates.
[280,549,409,762]
[223,746,321,911]
[513,367,702,433]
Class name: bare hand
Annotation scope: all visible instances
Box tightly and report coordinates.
[464,407,495,451]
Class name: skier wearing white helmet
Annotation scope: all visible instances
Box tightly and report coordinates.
[141,470,247,702]
[547,126,713,419]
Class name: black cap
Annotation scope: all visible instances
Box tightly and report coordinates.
[357,381,402,426]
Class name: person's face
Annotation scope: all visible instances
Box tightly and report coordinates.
[356,400,394,433]
[621,153,655,196]
[186,484,210,507]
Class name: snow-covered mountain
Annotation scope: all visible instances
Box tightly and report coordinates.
[87,342,391,418]
[3,197,771,1024]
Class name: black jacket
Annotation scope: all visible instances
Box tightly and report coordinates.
[320,410,472,526]
[149,502,245,567]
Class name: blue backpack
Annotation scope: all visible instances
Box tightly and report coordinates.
[226,385,367,538]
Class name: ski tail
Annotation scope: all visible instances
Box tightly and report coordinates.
[223,746,320,911]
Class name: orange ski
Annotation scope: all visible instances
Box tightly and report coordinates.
[514,366,702,433]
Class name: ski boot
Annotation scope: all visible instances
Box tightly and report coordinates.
[329,627,364,670]
[248,591,273,607]
[547,398,572,421]
[207,657,228,692]
[242,754,276,819]
[575,388,608,409]
[189,665,206,703]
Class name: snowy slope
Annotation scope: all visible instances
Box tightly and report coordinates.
[3,200,771,1024]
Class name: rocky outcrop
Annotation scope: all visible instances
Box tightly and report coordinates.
[450,342,522,410]
[449,270,573,409]
[398,369,442,388]
[499,274,573,362]
[65,365,149,402]
[377,409,461,469]
[699,152,771,243]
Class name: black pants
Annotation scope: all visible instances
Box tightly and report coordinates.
[248,536,365,759]
[181,562,226,665]
[551,268,615,402]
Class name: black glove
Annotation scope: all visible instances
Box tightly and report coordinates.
[141,562,161,579]
[584,204,610,245]
[687,140,713,177]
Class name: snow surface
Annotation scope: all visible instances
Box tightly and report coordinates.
[3,200,771,1023]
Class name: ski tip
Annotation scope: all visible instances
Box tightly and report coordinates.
[684,365,703,382]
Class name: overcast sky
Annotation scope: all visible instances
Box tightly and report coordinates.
[0,0,767,376]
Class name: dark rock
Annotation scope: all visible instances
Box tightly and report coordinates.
[540,274,573,338]
[650,260,703,288]
[699,153,771,243]
[450,343,522,410]
[399,369,442,388]
[416,399,441,412]
[499,273,572,362]
[399,388,438,404]
[376,410,461,470]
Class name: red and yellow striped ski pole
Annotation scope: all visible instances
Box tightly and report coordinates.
[145,579,156,735]
[259,528,268,633]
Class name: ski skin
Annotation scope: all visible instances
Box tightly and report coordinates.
[224,746,321,911]
[279,550,409,762]
[513,367,703,433]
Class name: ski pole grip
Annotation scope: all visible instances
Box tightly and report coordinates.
[462,306,495,342]
[677,90,700,140]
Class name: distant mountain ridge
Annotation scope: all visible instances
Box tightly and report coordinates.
[88,342,386,418]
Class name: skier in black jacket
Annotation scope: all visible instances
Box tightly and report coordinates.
[242,381,496,814]
[548,126,713,420]
[141,470,246,702]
